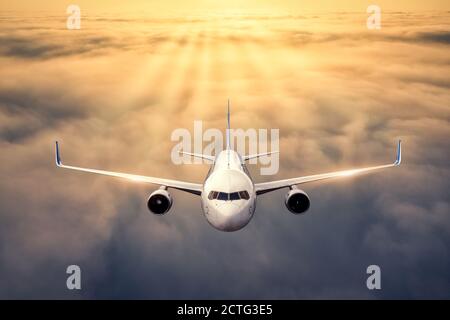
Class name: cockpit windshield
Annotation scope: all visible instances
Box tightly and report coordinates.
[208,190,250,201]
[229,192,240,201]
[217,192,228,201]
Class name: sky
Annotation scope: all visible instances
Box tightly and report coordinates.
[0,1,449,299]
[2,0,450,13]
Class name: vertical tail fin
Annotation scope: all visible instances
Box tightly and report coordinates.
[226,99,231,150]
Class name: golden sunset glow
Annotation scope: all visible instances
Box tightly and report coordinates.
[2,0,450,13]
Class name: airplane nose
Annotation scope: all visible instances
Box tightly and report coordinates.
[206,201,252,232]
[217,203,240,216]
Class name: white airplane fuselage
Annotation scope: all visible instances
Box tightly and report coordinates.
[201,150,256,231]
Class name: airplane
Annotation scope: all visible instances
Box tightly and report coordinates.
[55,102,402,232]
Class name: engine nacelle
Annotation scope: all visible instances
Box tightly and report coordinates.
[285,189,310,214]
[147,189,173,214]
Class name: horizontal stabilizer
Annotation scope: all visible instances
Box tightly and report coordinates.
[243,151,279,161]
[178,151,215,162]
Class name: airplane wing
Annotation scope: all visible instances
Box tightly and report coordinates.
[255,140,401,195]
[54,141,203,195]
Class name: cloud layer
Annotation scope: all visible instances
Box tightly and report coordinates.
[0,11,449,299]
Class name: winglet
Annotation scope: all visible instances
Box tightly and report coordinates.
[394,139,402,166]
[55,141,62,166]
[226,99,231,150]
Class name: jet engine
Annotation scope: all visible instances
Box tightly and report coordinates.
[147,189,173,214]
[285,188,310,214]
